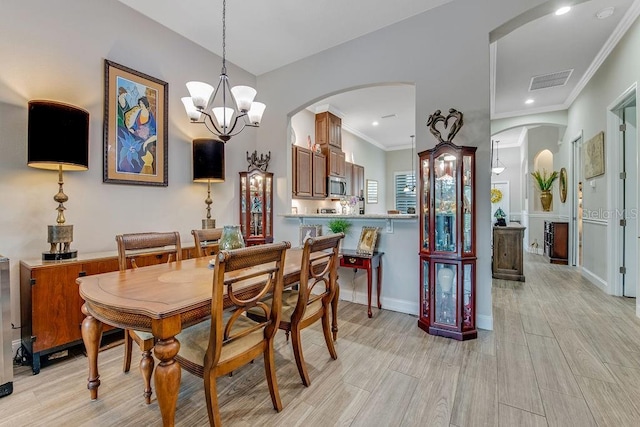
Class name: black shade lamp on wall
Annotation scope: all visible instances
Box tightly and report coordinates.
[193,138,225,229]
[28,100,89,260]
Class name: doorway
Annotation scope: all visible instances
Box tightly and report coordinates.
[611,88,637,298]
[571,135,583,267]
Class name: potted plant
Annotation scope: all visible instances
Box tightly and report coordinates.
[531,169,558,212]
[327,218,352,235]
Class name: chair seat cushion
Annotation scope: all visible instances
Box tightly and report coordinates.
[176,315,263,369]
[248,290,323,323]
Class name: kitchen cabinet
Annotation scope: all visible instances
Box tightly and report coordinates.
[240,170,274,246]
[292,145,326,199]
[353,164,364,197]
[345,162,365,197]
[418,141,477,341]
[327,147,346,177]
[315,111,341,149]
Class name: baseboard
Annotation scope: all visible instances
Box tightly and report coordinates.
[581,267,608,292]
[526,247,544,255]
[337,291,418,316]
[477,314,493,331]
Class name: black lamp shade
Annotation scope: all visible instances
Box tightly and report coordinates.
[193,138,225,182]
[28,100,89,171]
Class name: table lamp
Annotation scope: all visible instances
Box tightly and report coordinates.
[28,100,89,260]
[192,138,225,229]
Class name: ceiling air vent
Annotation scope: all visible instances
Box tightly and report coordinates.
[529,69,573,91]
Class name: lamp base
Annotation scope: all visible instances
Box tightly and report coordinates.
[42,250,77,261]
[202,219,216,229]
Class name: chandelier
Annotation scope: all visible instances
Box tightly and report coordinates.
[181,0,265,142]
[491,140,506,175]
[404,135,416,192]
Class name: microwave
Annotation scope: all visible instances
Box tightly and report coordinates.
[328,176,347,198]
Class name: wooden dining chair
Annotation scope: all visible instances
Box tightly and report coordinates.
[175,241,290,426]
[115,231,182,404]
[248,233,344,386]
[191,228,223,258]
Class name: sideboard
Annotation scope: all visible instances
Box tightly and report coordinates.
[20,246,200,374]
[492,223,526,282]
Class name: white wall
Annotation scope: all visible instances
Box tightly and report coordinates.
[255,0,549,329]
[561,13,640,302]
[0,0,258,337]
[0,0,553,338]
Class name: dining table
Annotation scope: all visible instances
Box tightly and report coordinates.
[78,247,339,427]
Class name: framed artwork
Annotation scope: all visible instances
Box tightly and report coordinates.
[103,60,168,186]
[299,224,322,245]
[584,131,604,180]
[356,226,379,255]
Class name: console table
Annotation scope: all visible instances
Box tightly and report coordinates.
[339,250,384,317]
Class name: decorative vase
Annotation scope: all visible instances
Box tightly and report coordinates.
[540,190,552,212]
[219,225,245,250]
[437,265,455,294]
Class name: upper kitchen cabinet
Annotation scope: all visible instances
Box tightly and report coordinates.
[315,111,341,149]
[292,145,326,199]
[328,148,346,177]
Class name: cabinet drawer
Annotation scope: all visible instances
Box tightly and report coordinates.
[340,256,367,268]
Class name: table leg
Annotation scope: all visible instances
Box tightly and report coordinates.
[81,304,103,400]
[154,336,181,427]
[331,281,340,341]
[367,266,373,318]
[377,257,383,309]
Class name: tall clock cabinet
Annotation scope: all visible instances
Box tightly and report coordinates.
[418,141,477,340]
[239,170,274,246]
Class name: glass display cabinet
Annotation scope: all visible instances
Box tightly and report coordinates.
[418,141,477,340]
[239,170,273,246]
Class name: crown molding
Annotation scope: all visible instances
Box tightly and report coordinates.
[491,103,567,120]
[340,122,386,150]
[565,0,640,107]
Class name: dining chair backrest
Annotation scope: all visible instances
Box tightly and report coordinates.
[116,231,182,271]
[291,233,344,324]
[191,228,223,258]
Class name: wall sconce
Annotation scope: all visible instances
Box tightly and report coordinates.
[192,138,225,229]
[28,101,89,260]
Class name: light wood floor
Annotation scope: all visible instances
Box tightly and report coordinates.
[2,254,640,426]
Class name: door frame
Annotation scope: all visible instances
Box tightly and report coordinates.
[607,83,637,297]
[570,132,583,267]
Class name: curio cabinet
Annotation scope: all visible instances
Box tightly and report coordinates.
[418,141,477,340]
[239,170,273,246]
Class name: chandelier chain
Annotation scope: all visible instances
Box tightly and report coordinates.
[222,0,227,72]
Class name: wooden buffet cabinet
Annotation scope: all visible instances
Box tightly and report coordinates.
[20,246,200,374]
[544,221,568,265]
[492,224,526,281]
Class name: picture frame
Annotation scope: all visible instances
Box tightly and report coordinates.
[299,224,322,245]
[356,226,379,255]
[584,131,604,180]
[103,60,168,186]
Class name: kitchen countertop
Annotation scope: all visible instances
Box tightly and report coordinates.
[281,213,417,220]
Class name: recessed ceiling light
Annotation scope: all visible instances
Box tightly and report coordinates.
[555,6,571,16]
[525,99,535,104]
[372,121,379,126]
[596,7,614,19]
